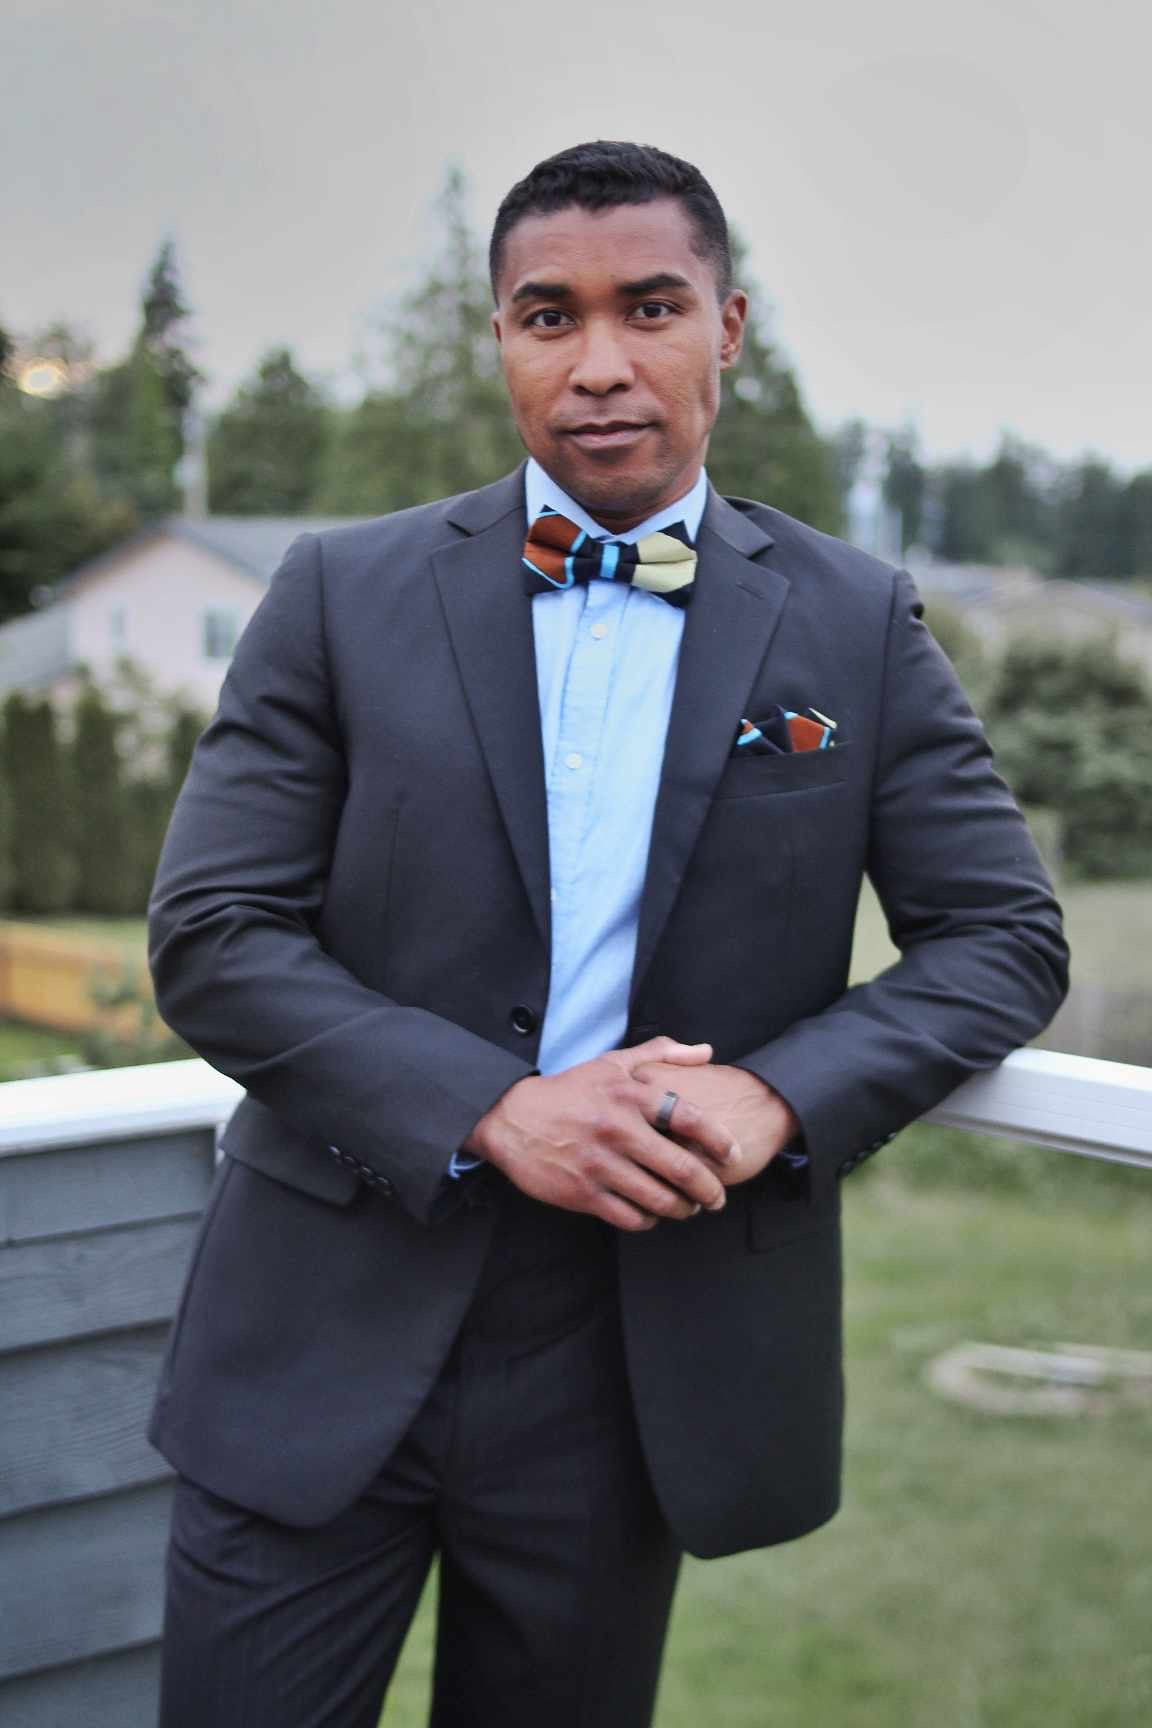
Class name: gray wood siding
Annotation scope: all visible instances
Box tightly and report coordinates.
[0,1130,213,1242]
[0,1123,217,1721]
[0,1644,161,1728]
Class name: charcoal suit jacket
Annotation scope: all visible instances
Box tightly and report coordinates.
[146,464,1068,1559]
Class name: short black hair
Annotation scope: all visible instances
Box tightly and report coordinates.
[489,141,732,301]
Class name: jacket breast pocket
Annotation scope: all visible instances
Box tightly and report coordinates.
[712,743,851,800]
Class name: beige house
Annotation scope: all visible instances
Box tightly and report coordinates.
[5,527,1150,712]
[0,517,366,711]
[908,559,1152,681]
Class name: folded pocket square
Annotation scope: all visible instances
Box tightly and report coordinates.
[736,706,837,755]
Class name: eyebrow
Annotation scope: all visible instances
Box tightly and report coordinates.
[510,271,695,305]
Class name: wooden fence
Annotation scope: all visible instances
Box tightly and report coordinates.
[0,922,151,1036]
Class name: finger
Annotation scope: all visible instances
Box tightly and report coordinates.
[618,1037,712,1073]
[593,1155,704,1223]
[594,1191,661,1232]
[610,1161,708,1221]
[616,1078,741,1172]
[652,1090,742,1170]
[617,1127,728,1210]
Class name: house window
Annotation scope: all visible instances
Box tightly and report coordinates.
[202,607,239,661]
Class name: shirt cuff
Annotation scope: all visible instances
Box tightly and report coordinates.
[775,1137,809,1168]
[447,1149,486,1179]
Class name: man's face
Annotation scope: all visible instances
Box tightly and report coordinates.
[492,198,746,532]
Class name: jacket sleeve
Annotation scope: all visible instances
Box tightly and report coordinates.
[147,532,534,1226]
[731,568,1070,1203]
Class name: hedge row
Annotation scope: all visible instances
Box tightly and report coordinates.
[0,684,205,916]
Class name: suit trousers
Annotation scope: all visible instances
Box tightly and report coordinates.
[157,1173,683,1728]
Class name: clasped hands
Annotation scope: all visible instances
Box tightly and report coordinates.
[462,1036,800,1232]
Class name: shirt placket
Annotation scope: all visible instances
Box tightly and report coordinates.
[546,578,624,913]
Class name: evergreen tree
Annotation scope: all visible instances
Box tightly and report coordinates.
[87,341,182,517]
[884,425,927,552]
[1055,459,1126,579]
[0,332,134,621]
[94,666,207,910]
[980,436,1052,566]
[318,169,524,512]
[140,239,203,419]
[87,241,202,519]
[126,700,207,911]
[1117,471,1152,579]
[70,683,130,913]
[208,348,331,513]
[984,635,1152,877]
[165,703,206,803]
[706,236,840,531]
[934,461,1000,563]
[2,694,74,911]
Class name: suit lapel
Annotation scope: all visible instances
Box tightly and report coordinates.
[429,470,790,998]
[628,489,790,1009]
[432,467,552,950]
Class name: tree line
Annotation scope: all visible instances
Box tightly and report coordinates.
[0,620,1147,905]
[0,674,204,916]
[3,171,1150,633]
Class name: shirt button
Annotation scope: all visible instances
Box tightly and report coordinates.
[590,622,608,640]
[565,752,583,770]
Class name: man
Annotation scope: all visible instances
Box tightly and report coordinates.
[147,142,1068,1727]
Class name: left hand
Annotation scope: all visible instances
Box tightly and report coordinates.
[630,1061,801,1185]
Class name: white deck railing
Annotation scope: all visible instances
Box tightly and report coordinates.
[0,1048,1148,1169]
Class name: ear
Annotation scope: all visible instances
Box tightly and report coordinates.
[491,309,504,348]
[718,289,748,370]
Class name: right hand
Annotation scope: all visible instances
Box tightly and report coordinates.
[461,1037,743,1232]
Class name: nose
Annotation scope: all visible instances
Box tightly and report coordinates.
[568,318,635,396]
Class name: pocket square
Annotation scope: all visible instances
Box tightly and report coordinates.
[736,706,837,755]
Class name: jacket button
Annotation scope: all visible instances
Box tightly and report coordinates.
[509,1004,539,1036]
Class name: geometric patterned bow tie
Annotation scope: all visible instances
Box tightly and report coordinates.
[522,507,697,608]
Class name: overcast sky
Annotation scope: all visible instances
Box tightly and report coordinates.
[4,0,1150,468]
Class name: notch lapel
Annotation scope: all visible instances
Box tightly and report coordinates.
[432,469,552,950]
[628,491,791,1010]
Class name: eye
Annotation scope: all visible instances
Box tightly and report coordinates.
[525,308,573,329]
[632,301,676,321]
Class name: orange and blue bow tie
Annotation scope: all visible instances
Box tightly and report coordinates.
[522,508,697,607]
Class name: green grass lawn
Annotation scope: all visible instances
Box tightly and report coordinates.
[378,1145,1152,1726]
[0,1020,83,1080]
[0,915,150,950]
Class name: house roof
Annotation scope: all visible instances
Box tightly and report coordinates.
[910,561,1152,626]
[50,514,374,598]
[164,516,372,582]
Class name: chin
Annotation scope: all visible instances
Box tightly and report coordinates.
[562,462,665,521]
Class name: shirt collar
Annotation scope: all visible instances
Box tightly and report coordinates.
[524,456,709,546]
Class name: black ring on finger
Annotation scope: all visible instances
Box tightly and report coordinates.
[654,1089,679,1135]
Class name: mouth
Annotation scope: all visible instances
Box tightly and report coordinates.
[561,421,654,451]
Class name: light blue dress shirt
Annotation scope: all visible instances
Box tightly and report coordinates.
[444,459,805,1178]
